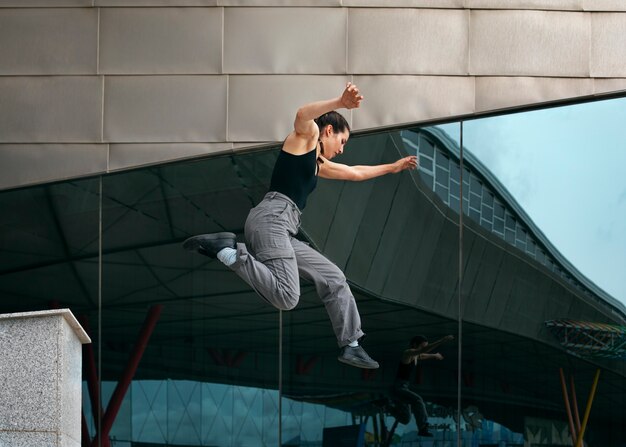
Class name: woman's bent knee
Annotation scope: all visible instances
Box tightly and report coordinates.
[277,290,299,310]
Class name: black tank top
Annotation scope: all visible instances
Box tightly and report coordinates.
[269,148,318,210]
[396,361,414,381]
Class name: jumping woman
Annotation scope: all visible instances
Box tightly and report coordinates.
[183,82,418,369]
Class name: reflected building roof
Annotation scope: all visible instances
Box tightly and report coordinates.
[401,126,626,323]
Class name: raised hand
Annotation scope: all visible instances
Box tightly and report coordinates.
[340,82,364,109]
[393,155,419,173]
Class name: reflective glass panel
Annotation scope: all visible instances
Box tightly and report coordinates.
[0,177,102,442]
[281,124,462,445]
[100,151,281,446]
[460,98,626,446]
[0,178,100,313]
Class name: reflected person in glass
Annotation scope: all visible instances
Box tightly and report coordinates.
[183,82,417,369]
[389,334,454,436]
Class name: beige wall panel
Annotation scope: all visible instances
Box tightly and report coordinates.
[342,0,462,6]
[475,77,593,111]
[583,0,626,11]
[594,78,626,94]
[0,144,107,190]
[590,13,626,77]
[100,8,222,75]
[224,8,346,74]
[0,1,91,6]
[467,0,582,10]
[109,143,232,171]
[349,8,469,75]
[219,0,341,6]
[352,76,475,129]
[96,0,217,5]
[229,75,350,141]
[0,77,102,143]
[104,76,227,143]
[0,9,97,75]
[470,10,590,77]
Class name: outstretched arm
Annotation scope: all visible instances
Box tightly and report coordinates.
[286,83,363,151]
[422,335,454,353]
[400,335,454,364]
[402,349,444,364]
[318,155,418,181]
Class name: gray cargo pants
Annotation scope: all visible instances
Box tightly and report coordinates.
[229,191,365,347]
[391,380,428,428]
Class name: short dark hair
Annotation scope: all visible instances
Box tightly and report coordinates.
[314,111,350,134]
[410,335,428,346]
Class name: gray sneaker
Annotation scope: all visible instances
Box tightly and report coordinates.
[338,345,379,369]
[183,232,236,258]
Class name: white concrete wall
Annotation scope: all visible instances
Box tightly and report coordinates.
[0,1,625,189]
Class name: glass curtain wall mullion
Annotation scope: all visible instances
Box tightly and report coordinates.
[457,120,464,447]
[98,174,103,447]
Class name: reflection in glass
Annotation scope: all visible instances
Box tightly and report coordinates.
[0,179,101,313]
[97,380,280,446]
[281,125,462,444]
[0,178,102,445]
[463,99,626,309]
[99,151,281,446]
[460,97,626,447]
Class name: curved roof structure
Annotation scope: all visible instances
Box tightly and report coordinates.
[416,126,626,322]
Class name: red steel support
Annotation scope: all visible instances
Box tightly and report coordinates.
[559,368,577,446]
[296,355,319,375]
[570,375,582,434]
[384,420,400,447]
[81,412,91,447]
[80,317,102,426]
[575,369,601,447]
[90,304,163,447]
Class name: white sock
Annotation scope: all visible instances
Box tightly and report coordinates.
[348,340,359,347]
[216,247,237,266]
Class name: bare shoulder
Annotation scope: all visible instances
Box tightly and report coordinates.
[317,156,342,178]
[282,131,318,156]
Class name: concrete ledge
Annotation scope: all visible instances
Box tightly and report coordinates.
[0,309,89,447]
[0,309,91,344]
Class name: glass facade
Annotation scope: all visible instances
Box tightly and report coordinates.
[1,97,625,446]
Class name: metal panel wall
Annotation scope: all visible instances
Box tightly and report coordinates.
[1,2,626,189]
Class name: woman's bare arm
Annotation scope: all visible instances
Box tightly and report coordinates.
[288,82,363,152]
[318,155,418,181]
[402,349,444,364]
[422,335,454,353]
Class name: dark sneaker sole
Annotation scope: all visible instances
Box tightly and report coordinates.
[182,232,236,258]
[337,356,379,369]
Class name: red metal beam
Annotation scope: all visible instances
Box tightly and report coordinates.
[559,368,577,445]
[296,355,319,375]
[79,316,102,427]
[81,412,90,447]
[575,369,601,447]
[570,375,582,434]
[90,304,163,447]
[208,348,248,367]
[230,350,248,368]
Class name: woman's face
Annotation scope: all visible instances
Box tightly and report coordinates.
[412,341,428,350]
[321,126,350,160]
